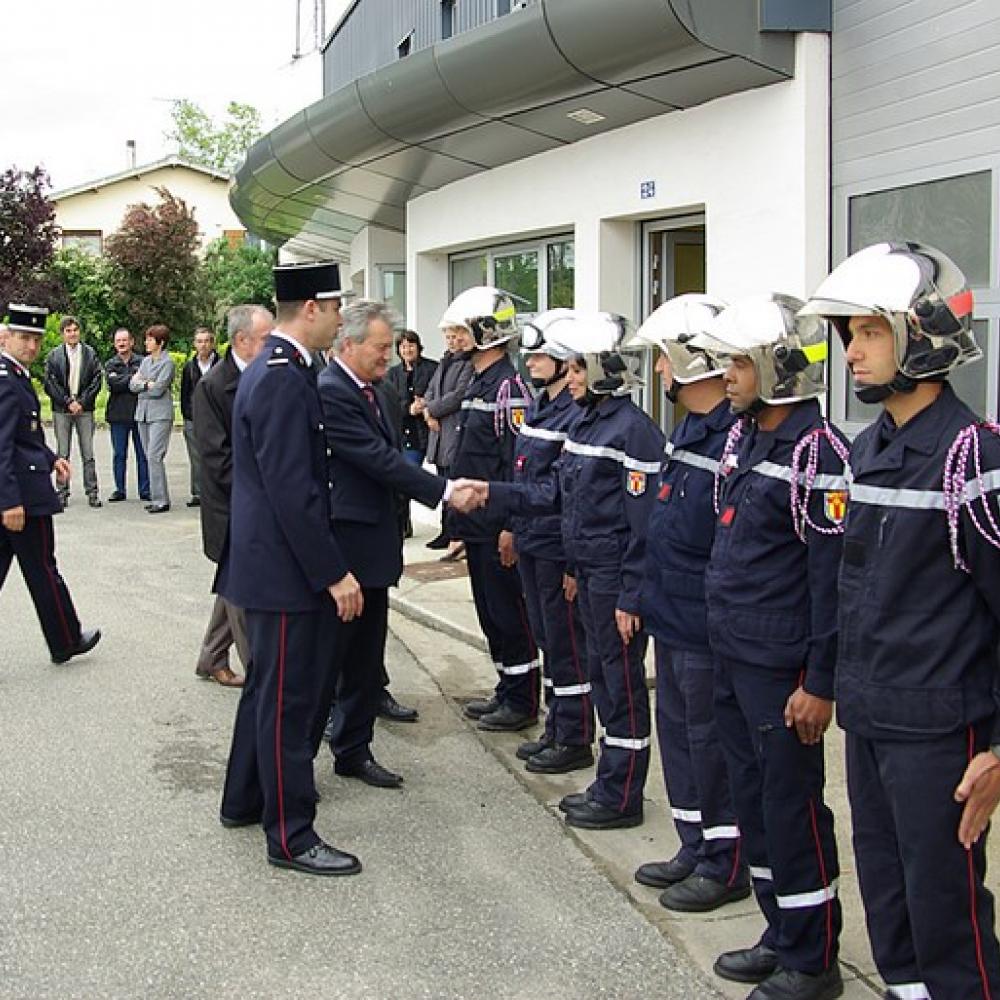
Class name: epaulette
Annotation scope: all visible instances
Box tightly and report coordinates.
[267,344,290,367]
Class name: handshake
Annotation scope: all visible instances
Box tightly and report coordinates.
[448,478,489,514]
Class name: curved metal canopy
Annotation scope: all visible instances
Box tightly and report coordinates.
[231,0,796,259]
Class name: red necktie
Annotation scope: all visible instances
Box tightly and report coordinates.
[362,385,381,422]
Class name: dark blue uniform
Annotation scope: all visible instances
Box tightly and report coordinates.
[641,397,743,885]
[446,356,539,716]
[0,352,83,660]
[218,334,349,862]
[839,383,1000,1000]
[510,385,592,748]
[495,394,665,816]
[705,399,846,976]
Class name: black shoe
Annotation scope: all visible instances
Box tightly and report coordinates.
[88,496,102,508]
[425,533,450,550]
[464,695,499,720]
[335,757,404,788]
[60,496,69,509]
[748,966,843,1000]
[558,790,591,813]
[139,493,151,502]
[52,628,101,665]
[526,743,594,774]
[267,841,362,877]
[634,854,696,888]
[147,503,170,514]
[477,704,537,732]
[564,798,643,830]
[516,734,554,761]
[403,521,413,539]
[219,811,261,829]
[714,944,779,984]
[107,491,126,502]
[659,873,752,913]
[378,691,419,723]
[186,496,200,508]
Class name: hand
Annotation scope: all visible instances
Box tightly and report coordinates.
[955,751,1000,848]
[615,609,641,644]
[563,573,577,603]
[783,685,833,745]
[53,458,72,482]
[328,572,363,623]
[498,529,517,568]
[449,479,488,514]
[2,505,25,532]
[409,398,425,416]
[425,414,440,433]
[68,400,83,415]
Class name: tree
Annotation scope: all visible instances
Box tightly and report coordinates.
[49,247,120,358]
[199,238,276,338]
[0,165,66,311]
[166,100,262,174]
[104,187,203,351]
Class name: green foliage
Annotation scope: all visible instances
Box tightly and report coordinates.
[49,247,119,358]
[166,100,263,174]
[199,238,276,337]
[27,312,66,381]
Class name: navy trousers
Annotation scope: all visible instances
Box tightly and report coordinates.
[221,607,336,860]
[576,565,649,816]
[714,656,841,974]
[465,540,540,716]
[848,726,1000,1000]
[517,552,593,746]
[109,421,149,497]
[0,515,81,660]
[655,642,742,884]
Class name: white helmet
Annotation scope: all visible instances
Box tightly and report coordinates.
[696,293,827,410]
[438,286,520,350]
[799,241,978,403]
[547,311,642,401]
[632,294,727,401]
[521,308,577,361]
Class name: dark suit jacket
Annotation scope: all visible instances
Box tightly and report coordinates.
[217,335,348,613]
[384,356,438,452]
[0,355,61,516]
[192,351,241,563]
[104,352,143,424]
[318,359,446,589]
[180,352,220,420]
[42,343,103,412]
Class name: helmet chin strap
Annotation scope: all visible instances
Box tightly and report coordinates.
[664,380,680,404]
[531,360,567,389]
[855,371,917,405]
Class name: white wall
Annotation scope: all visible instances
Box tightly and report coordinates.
[407,33,830,353]
[349,225,406,297]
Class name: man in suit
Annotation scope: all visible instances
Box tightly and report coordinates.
[315,299,479,788]
[1,304,100,664]
[43,315,103,508]
[192,304,273,687]
[104,328,149,503]
[180,327,220,508]
[217,262,364,878]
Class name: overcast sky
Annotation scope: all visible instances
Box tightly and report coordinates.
[0,0,339,191]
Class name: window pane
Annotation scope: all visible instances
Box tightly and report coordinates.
[846,319,990,422]
[849,171,991,287]
[547,240,575,308]
[494,251,539,312]
[450,255,487,296]
[383,270,406,318]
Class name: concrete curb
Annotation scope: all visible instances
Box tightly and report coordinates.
[389,593,489,653]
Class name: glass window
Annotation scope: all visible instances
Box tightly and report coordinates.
[382,269,406,318]
[849,171,992,287]
[497,0,511,14]
[441,0,454,39]
[450,255,487,296]
[61,230,102,254]
[547,241,574,308]
[494,250,538,313]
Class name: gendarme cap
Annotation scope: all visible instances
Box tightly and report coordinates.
[273,261,352,303]
[7,303,48,334]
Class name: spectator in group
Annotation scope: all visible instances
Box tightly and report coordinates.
[180,326,219,508]
[384,330,438,537]
[43,315,103,509]
[422,327,473,557]
[104,328,149,502]
[130,325,175,514]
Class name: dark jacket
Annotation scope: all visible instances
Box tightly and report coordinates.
[838,384,1000,742]
[0,354,61,516]
[104,352,143,424]
[705,399,848,700]
[192,351,241,563]
[42,342,103,413]
[180,352,220,420]
[424,351,473,467]
[318,360,446,589]
[216,335,348,613]
[385,356,439,453]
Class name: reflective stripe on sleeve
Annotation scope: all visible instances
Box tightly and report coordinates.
[518,425,567,442]
[754,459,849,492]
[671,807,702,823]
[552,682,592,697]
[775,878,839,910]
[604,735,651,750]
[884,983,931,1000]
[702,825,740,841]
[564,439,661,473]
[462,399,498,412]
[749,866,773,881]
[665,444,721,475]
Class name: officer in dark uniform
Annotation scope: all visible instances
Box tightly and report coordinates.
[444,286,540,732]
[507,309,593,774]
[217,262,363,878]
[699,295,848,1000]
[631,295,750,914]
[487,311,665,830]
[803,242,1000,1000]
[0,304,100,665]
